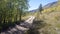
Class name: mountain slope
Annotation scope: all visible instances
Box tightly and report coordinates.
[29,1,58,12]
[38,1,60,34]
[43,1,58,9]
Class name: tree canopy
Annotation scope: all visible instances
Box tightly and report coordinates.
[0,0,29,25]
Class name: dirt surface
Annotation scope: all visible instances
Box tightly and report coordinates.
[0,16,35,34]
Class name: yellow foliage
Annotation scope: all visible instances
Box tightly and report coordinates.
[42,5,60,14]
[56,6,60,11]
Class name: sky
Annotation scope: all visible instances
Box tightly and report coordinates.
[28,0,58,10]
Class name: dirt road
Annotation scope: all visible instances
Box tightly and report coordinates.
[0,16,35,34]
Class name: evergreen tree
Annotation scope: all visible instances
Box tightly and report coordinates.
[38,4,43,13]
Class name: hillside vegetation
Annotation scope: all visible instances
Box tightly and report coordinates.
[34,1,60,34]
[26,1,60,34]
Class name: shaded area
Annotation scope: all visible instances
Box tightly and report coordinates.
[0,20,24,33]
[0,21,28,34]
[0,16,35,34]
[27,20,47,34]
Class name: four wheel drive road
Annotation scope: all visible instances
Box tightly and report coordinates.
[0,16,35,34]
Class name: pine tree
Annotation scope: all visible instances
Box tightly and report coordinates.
[38,4,43,13]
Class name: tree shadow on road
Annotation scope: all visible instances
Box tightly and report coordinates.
[27,20,47,34]
[0,20,25,33]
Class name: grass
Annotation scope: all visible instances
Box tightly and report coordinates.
[31,2,60,34]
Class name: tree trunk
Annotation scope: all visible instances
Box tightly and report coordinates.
[20,12,22,22]
[3,18,6,23]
